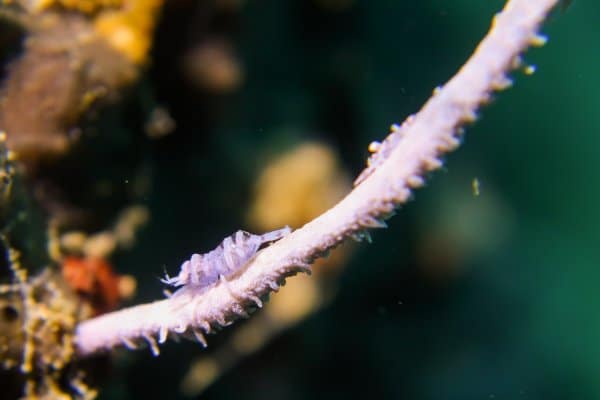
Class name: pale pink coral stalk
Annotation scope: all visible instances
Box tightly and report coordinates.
[75,0,560,357]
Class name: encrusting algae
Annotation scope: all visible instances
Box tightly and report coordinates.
[0,0,163,395]
[0,249,96,399]
[248,142,351,230]
[0,129,95,398]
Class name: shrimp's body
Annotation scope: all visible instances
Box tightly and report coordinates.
[162,227,291,293]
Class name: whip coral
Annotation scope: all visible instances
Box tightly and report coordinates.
[74,0,561,359]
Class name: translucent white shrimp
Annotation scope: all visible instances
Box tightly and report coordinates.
[162,226,291,292]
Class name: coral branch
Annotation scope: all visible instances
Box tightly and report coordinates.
[74,0,559,357]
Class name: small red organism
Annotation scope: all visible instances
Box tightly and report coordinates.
[62,256,121,315]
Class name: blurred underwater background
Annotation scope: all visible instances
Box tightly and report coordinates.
[0,0,599,399]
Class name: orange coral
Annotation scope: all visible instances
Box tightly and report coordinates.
[11,0,162,62]
[94,0,164,64]
[26,0,123,14]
